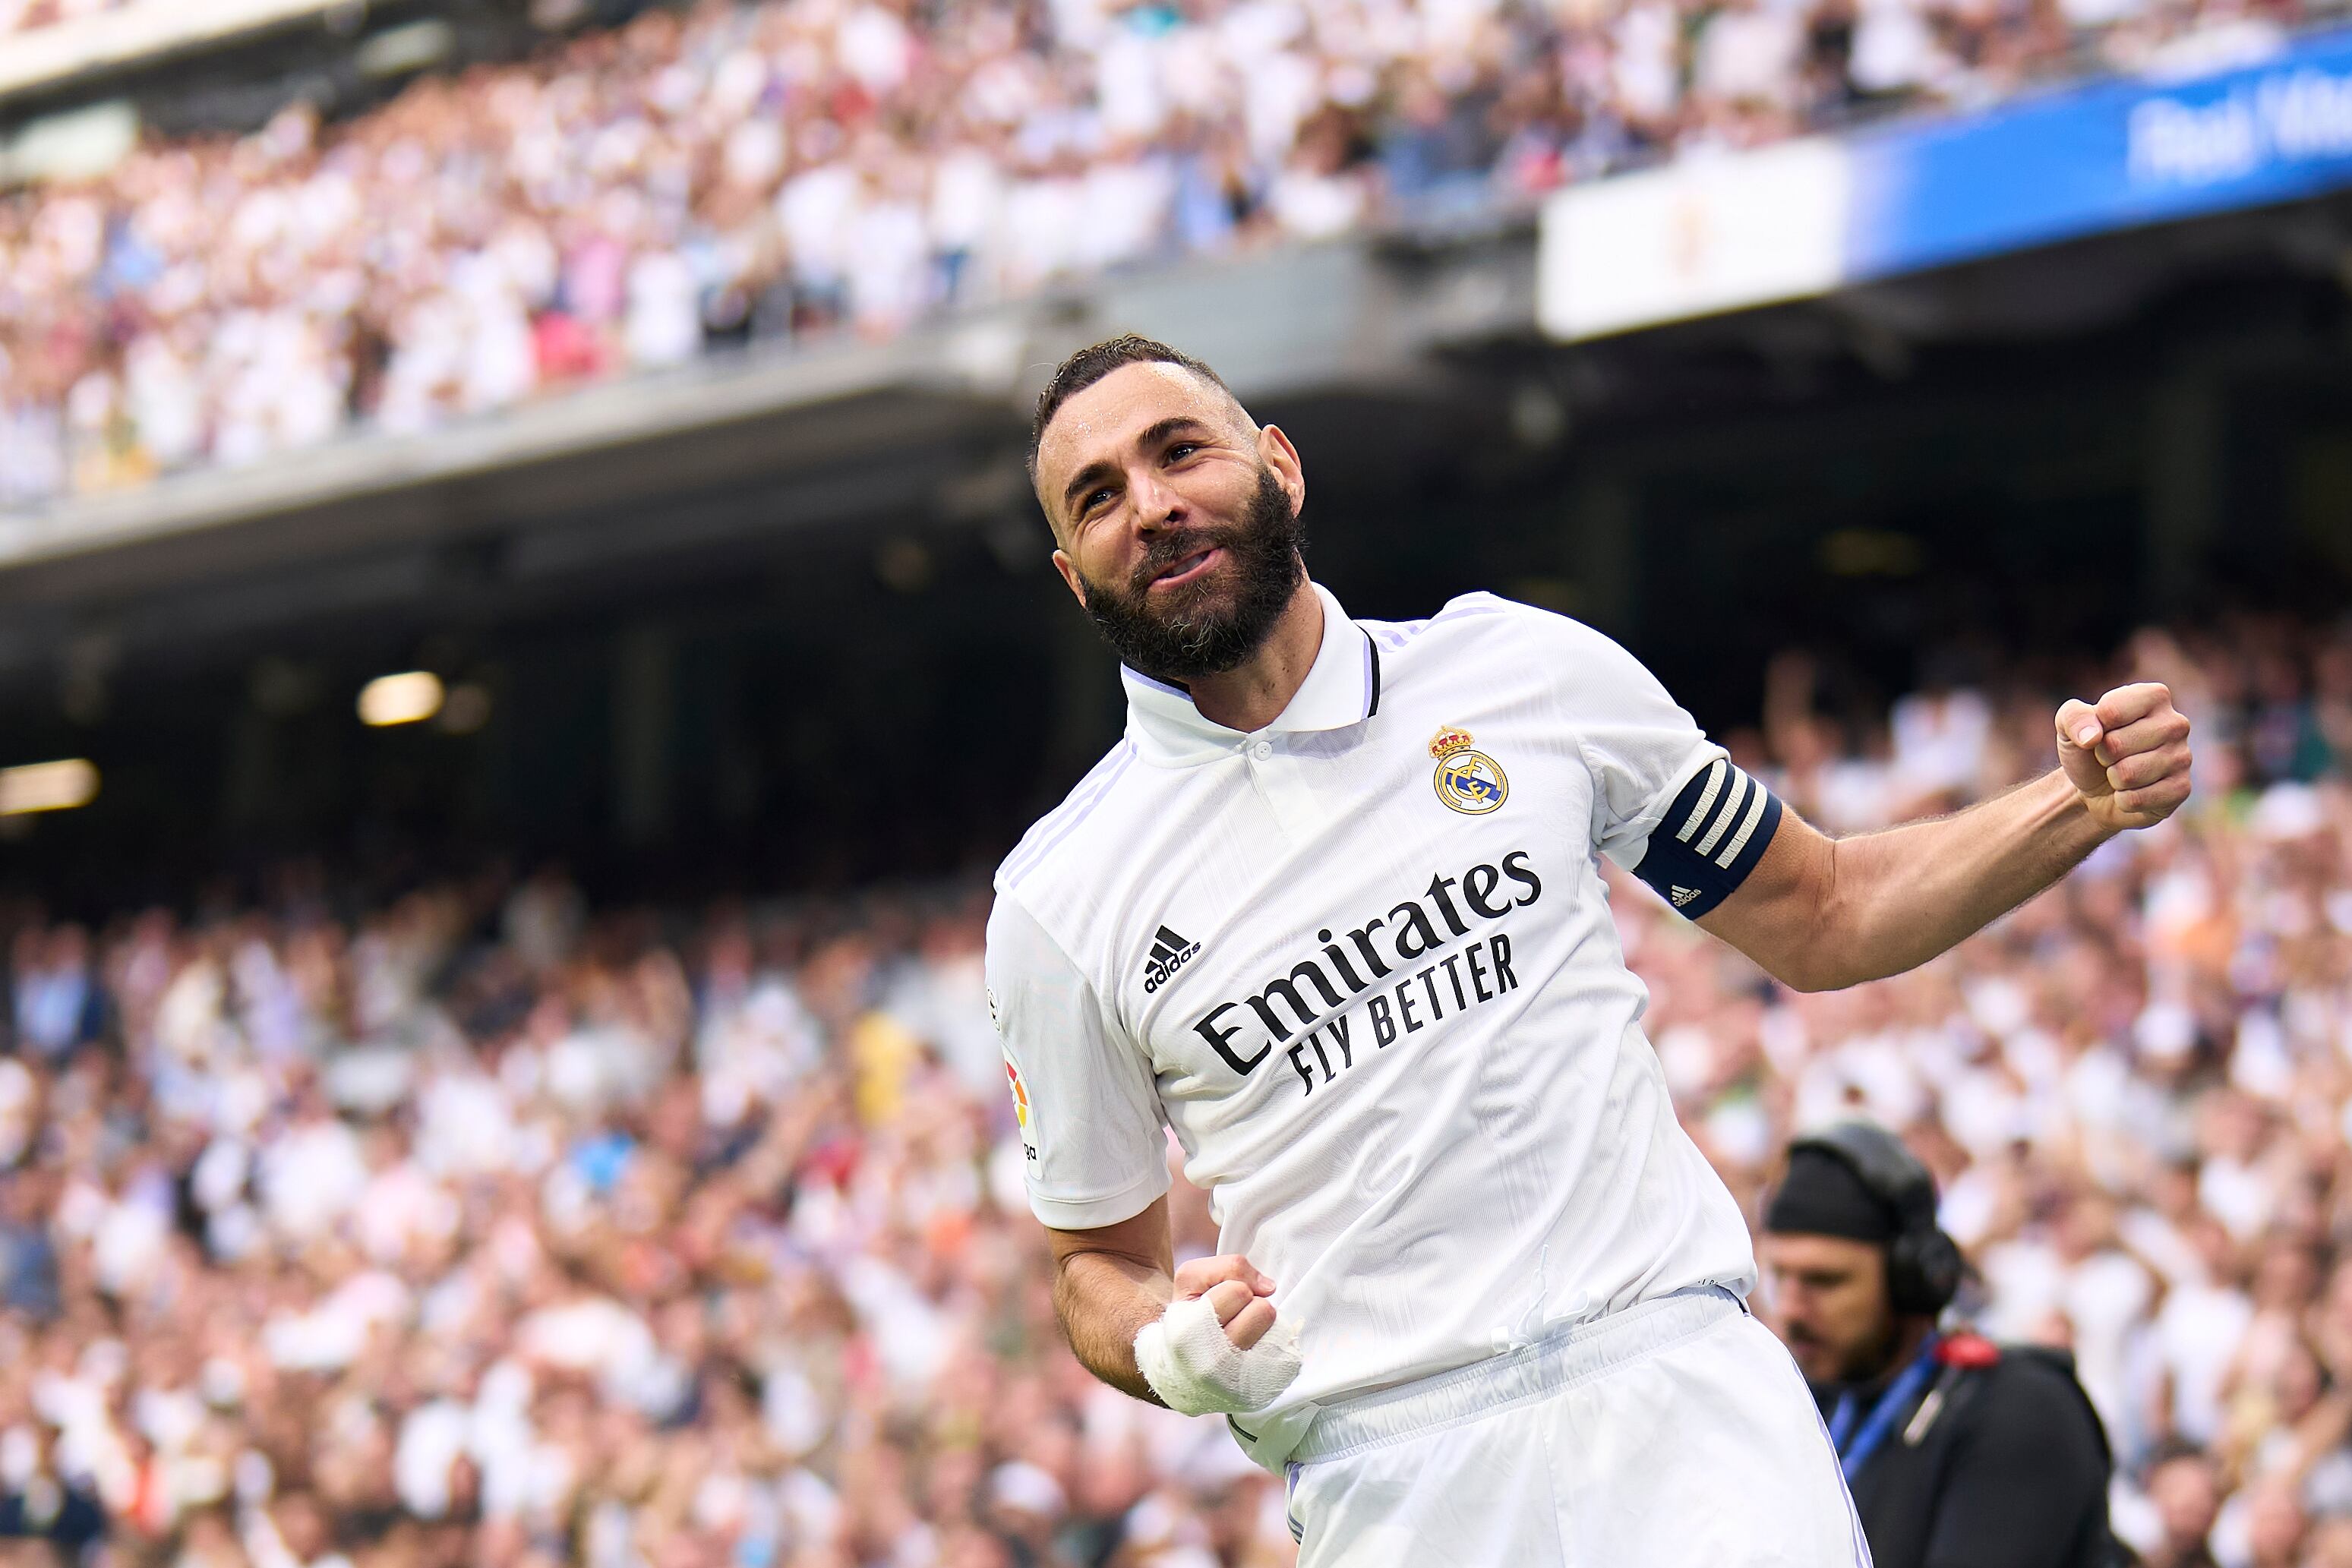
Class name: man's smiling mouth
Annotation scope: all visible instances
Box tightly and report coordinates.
[1150,546,1221,591]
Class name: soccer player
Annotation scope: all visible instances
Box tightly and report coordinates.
[985,335,2193,1565]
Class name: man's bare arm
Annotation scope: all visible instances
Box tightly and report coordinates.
[1700,771,2104,992]
[1047,1195,1279,1406]
[1049,1197,1178,1402]
[1701,683,2192,992]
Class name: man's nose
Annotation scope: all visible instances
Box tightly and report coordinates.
[1129,469,1185,528]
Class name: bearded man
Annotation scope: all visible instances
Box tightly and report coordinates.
[984,335,2193,1566]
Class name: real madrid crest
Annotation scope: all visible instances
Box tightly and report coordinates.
[1429,724,1508,816]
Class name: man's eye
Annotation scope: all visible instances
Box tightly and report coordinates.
[1167,443,1198,460]
[1082,488,1114,513]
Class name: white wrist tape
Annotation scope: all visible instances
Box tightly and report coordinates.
[1133,1295,1302,1415]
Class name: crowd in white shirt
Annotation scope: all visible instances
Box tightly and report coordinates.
[0,610,2348,1567]
[4,0,2341,508]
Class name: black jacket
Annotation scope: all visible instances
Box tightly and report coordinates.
[1813,1338,2126,1568]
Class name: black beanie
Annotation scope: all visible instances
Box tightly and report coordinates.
[1763,1146,1899,1242]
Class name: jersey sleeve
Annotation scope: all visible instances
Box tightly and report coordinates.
[1512,603,1782,917]
[983,891,1172,1231]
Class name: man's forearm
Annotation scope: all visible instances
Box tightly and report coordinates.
[1710,683,2191,991]
[1053,1247,1173,1405]
[1818,770,2109,988]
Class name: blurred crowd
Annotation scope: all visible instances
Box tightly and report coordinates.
[0,867,1288,1568]
[0,610,2350,1567]
[1663,613,2352,1568]
[3,0,2344,508]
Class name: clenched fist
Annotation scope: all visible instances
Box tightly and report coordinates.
[1134,1254,1302,1415]
[2057,683,2193,831]
[1176,1254,1279,1349]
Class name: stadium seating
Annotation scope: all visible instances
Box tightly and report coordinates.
[5,0,2347,513]
[0,612,2346,1565]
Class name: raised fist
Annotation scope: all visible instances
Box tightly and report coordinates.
[2056,683,2193,831]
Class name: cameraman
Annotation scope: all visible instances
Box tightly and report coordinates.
[1762,1122,2123,1568]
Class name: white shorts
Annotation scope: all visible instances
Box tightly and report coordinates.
[1283,1287,1871,1567]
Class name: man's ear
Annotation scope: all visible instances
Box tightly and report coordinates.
[1051,548,1088,607]
[1258,423,1305,515]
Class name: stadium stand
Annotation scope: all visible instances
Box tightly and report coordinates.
[0,610,2347,1566]
[3,0,2351,1563]
[4,0,2349,513]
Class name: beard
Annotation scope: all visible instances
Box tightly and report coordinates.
[1075,465,1306,685]
[1789,1311,1901,1387]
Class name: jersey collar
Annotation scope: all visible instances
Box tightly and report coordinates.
[1121,582,1380,767]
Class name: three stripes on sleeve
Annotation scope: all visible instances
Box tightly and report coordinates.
[1630,758,1785,919]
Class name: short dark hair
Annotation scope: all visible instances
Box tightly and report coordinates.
[1028,335,1236,479]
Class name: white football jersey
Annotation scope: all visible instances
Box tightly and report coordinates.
[985,583,1760,1465]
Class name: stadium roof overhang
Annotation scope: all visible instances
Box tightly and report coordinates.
[0,0,347,106]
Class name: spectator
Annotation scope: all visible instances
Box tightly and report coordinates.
[0,610,2348,1562]
[11,0,2348,512]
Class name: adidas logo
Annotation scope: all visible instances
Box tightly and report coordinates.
[1142,924,1202,993]
[1669,885,1702,908]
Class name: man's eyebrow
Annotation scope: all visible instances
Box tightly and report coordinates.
[1059,456,1120,519]
[1058,416,1217,516]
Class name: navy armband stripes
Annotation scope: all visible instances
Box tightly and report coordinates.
[1632,759,1784,918]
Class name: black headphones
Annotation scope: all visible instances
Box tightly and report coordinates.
[1788,1121,1964,1317]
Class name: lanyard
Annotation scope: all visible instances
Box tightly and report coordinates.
[1827,1336,1942,1482]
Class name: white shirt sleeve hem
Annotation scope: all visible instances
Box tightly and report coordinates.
[1597,742,1729,873]
[1026,1166,1173,1232]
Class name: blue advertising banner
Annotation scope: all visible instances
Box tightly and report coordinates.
[1847,27,2352,279]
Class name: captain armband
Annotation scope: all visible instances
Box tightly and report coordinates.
[1631,758,1784,919]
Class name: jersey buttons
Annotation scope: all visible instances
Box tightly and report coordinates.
[1251,740,1274,759]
